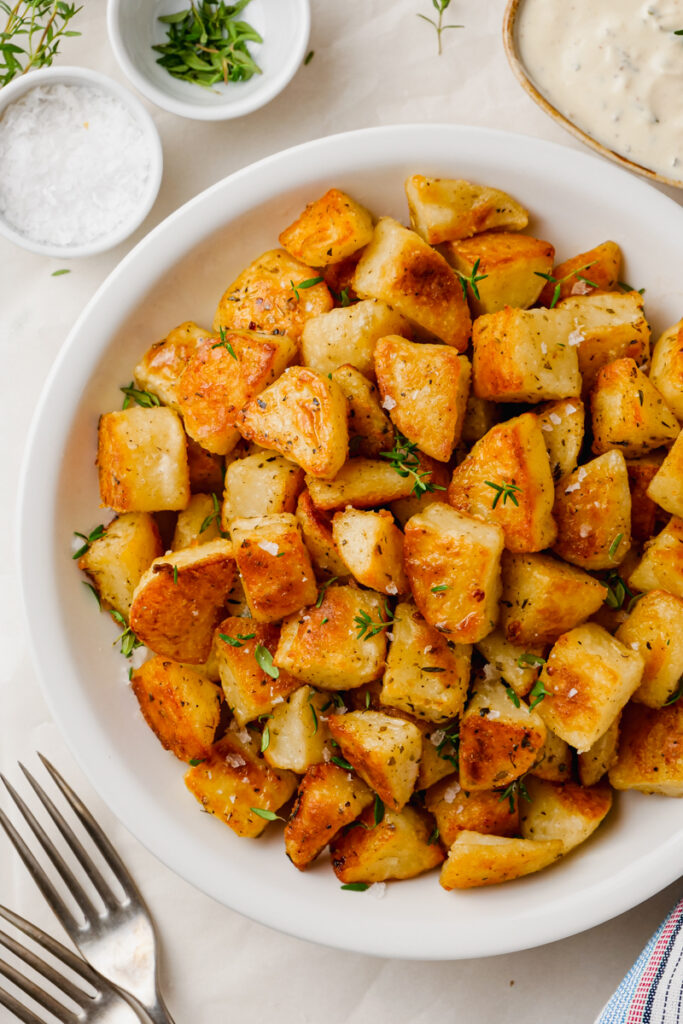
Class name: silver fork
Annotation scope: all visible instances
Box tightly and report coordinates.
[0,903,142,1023]
[0,755,175,1024]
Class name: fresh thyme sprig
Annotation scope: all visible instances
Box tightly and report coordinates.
[354,599,395,640]
[0,1,82,87]
[603,570,642,612]
[498,774,531,813]
[528,676,550,711]
[211,326,238,359]
[484,480,522,509]
[120,383,161,410]
[200,492,229,537]
[291,276,323,300]
[535,260,598,308]
[516,653,546,669]
[608,532,624,560]
[380,430,446,498]
[455,258,488,302]
[72,524,105,560]
[432,724,460,768]
[664,679,683,705]
[110,610,143,659]
[417,0,463,56]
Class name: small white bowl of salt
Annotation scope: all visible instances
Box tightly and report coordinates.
[0,66,162,258]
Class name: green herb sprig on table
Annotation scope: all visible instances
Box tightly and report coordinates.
[0,1,82,88]
[153,0,262,90]
[417,0,463,56]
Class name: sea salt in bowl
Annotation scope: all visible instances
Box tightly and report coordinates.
[0,66,162,259]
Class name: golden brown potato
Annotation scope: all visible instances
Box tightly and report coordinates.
[472,307,581,403]
[306,456,436,510]
[279,188,374,266]
[236,366,349,479]
[577,715,621,787]
[332,508,407,595]
[500,551,607,646]
[129,540,235,663]
[262,685,331,773]
[519,777,612,852]
[530,728,572,784]
[609,701,683,796]
[172,494,221,550]
[321,253,362,303]
[275,584,387,690]
[616,590,683,708]
[327,710,422,810]
[439,831,562,890]
[650,319,683,421]
[301,299,411,378]
[186,437,226,495]
[537,240,621,306]
[214,618,301,725]
[221,452,304,527]
[443,232,554,315]
[213,248,332,341]
[552,451,632,570]
[447,412,556,553]
[133,320,209,410]
[295,490,349,577]
[591,358,679,457]
[425,775,519,847]
[353,217,471,351]
[284,762,374,869]
[646,430,683,518]
[98,407,190,513]
[404,502,504,643]
[458,676,546,790]
[475,630,544,699]
[184,728,297,838]
[628,517,683,598]
[374,335,471,461]
[331,363,393,457]
[78,512,162,618]
[380,602,471,723]
[559,292,650,395]
[536,398,585,481]
[405,175,528,244]
[131,657,221,762]
[330,804,444,883]
[627,454,665,542]
[461,393,499,445]
[537,623,644,752]
[230,514,317,623]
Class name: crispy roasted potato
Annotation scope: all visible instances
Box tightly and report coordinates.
[279,188,374,266]
[475,630,544,699]
[443,232,554,315]
[404,502,504,643]
[131,657,221,762]
[172,494,220,550]
[78,512,162,617]
[627,454,665,542]
[306,456,433,510]
[537,240,621,306]
[519,777,612,852]
[530,728,572,784]
[331,363,393,457]
[536,398,584,480]
[591,358,679,457]
[295,490,349,577]
[439,831,563,890]
[577,715,621,787]
[284,762,374,869]
[552,451,632,570]
[331,804,444,883]
[374,335,471,461]
[628,516,683,598]
[616,590,683,708]
[327,710,422,810]
[425,775,519,846]
[461,393,499,445]
[353,217,471,350]
[646,430,683,519]
[98,407,190,513]
[133,320,209,409]
[302,299,411,378]
[129,539,235,663]
[447,412,556,552]
[559,292,650,395]
[221,452,304,527]
[230,514,317,622]
[609,701,683,796]
[186,437,226,495]
[262,685,332,773]
[332,508,407,595]
[650,319,683,421]
[405,175,528,244]
[214,618,300,725]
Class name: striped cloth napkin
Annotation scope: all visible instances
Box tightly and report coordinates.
[595,898,683,1023]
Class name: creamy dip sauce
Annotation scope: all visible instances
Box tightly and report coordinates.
[516,0,683,182]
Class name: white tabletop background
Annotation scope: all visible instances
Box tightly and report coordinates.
[1,2,682,1021]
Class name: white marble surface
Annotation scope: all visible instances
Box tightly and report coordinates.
[1,2,681,1021]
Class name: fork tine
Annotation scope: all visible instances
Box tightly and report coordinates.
[0,808,81,937]
[0,955,77,1023]
[38,756,139,902]
[1,774,100,925]
[0,906,98,987]
[0,984,45,1024]
[19,763,120,915]
[0,918,93,1007]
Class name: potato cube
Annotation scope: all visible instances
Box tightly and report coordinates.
[129,539,235,663]
[275,585,387,690]
[353,217,471,351]
[130,656,221,762]
[301,299,411,379]
[616,590,683,708]
[172,494,221,550]
[536,398,584,481]
[295,491,348,577]
[374,335,471,461]
[472,307,581,403]
[425,775,519,847]
[327,710,422,810]
[279,188,374,266]
[380,602,471,723]
[261,685,331,772]
[577,715,621,787]
[500,551,607,646]
[519,777,612,852]
[649,319,683,421]
[461,393,499,445]
[559,292,650,395]
[331,363,393,457]
[404,503,504,643]
[646,430,683,518]
[537,624,644,751]
[405,175,528,244]
[221,452,304,527]
[627,454,665,542]
[628,517,683,598]
[591,358,679,457]
[552,450,632,570]
[331,804,444,883]
[184,728,297,837]
[230,514,317,622]
[306,456,435,510]
[133,320,209,409]
[530,728,572,784]
[236,366,348,479]
[447,412,556,552]
[214,618,300,725]
[443,232,554,315]
[213,248,332,341]
[459,677,546,790]
[284,762,374,869]
[78,512,162,618]
[537,240,621,306]
[186,437,225,495]
[475,629,544,698]
[98,407,190,513]
[439,831,563,889]
[332,508,407,595]
[609,701,683,796]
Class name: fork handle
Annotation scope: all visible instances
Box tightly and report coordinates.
[142,997,177,1024]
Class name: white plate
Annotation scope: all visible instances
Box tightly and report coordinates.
[18,124,683,960]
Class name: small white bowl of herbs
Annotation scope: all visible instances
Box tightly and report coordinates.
[107,0,311,121]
